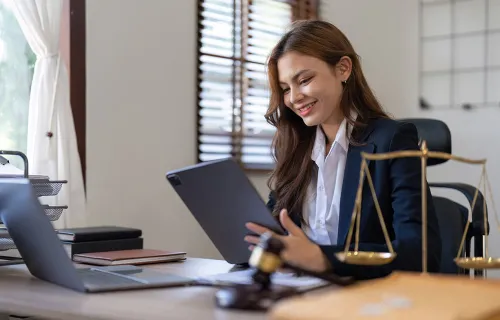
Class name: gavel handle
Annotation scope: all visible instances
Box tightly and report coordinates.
[282,262,355,287]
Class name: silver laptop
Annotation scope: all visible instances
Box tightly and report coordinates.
[0,179,195,293]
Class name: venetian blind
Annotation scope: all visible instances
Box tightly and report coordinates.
[196,0,318,170]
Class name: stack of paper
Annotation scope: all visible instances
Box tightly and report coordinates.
[0,157,23,176]
[199,268,330,291]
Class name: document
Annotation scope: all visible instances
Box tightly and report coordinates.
[0,162,23,176]
[198,268,330,291]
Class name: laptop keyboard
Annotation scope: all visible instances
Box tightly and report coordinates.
[77,268,141,288]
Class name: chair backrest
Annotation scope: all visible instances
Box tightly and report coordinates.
[399,118,452,166]
[398,117,483,275]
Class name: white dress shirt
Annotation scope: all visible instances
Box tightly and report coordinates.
[301,118,351,245]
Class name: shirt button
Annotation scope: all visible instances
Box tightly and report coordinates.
[319,185,324,191]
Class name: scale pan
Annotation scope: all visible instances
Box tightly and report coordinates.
[455,257,500,269]
[335,251,396,266]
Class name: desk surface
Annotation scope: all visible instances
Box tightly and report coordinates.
[0,257,269,320]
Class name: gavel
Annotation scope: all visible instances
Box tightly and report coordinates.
[215,232,355,310]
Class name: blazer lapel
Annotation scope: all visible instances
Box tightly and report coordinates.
[337,123,376,244]
[291,212,302,228]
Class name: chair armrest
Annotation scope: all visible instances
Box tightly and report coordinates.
[429,182,489,236]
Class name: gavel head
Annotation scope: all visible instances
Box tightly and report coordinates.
[214,233,297,310]
[248,232,285,289]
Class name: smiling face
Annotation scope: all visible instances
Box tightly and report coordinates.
[277,51,351,127]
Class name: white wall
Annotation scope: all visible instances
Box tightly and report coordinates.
[321,0,500,277]
[85,0,269,260]
[320,0,420,117]
[86,0,216,258]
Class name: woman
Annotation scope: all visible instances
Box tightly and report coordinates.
[244,20,441,280]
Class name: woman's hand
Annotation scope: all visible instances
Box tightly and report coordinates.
[244,209,330,273]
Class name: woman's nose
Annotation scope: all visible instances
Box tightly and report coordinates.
[289,88,304,105]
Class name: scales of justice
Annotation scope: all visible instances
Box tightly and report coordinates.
[218,138,500,316]
[335,140,499,273]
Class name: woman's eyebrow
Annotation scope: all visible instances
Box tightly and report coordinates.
[279,69,312,85]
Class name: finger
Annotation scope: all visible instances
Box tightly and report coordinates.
[279,209,304,237]
[244,235,261,245]
[246,222,272,235]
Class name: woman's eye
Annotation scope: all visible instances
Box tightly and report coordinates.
[299,77,312,85]
[282,88,290,94]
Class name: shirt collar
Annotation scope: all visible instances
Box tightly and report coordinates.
[311,116,351,163]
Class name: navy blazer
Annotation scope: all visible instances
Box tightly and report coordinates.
[267,118,442,280]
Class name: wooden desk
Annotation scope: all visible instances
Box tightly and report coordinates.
[0,257,267,320]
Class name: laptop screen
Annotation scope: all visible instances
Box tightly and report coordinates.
[0,179,85,292]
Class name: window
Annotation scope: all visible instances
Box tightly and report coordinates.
[0,0,86,181]
[419,0,500,110]
[196,0,318,170]
[0,0,35,167]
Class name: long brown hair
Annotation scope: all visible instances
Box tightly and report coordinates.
[265,20,389,221]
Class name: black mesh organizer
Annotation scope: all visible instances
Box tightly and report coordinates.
[0,150,68,266]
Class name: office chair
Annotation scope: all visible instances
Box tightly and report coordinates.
[400,118,488,277]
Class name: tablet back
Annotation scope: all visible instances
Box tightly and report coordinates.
[166,158,285,265]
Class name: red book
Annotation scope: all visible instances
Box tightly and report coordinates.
[73,249,186,266]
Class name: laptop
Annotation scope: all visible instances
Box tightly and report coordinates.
[166,158,285,265]
[0,179,195,293]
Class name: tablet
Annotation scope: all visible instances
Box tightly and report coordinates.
[166,158,285,265]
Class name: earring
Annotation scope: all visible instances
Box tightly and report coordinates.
[342,79,347,84]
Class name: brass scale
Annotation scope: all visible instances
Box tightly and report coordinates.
[336,140,500,272]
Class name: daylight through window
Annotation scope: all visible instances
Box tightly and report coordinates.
[196,0,317,170]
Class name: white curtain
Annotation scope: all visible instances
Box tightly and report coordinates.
[8,0,87,228]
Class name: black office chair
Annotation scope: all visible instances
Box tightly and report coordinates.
[400,118,488,277]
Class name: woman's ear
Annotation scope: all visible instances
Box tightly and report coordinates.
[337,56,353,81]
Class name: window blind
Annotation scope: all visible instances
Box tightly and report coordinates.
[196,0,318,170]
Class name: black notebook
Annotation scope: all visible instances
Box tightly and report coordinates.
[63,237,144,257]
[57,226,142,242]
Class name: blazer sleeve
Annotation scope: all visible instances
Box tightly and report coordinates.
[318,122,442,280]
